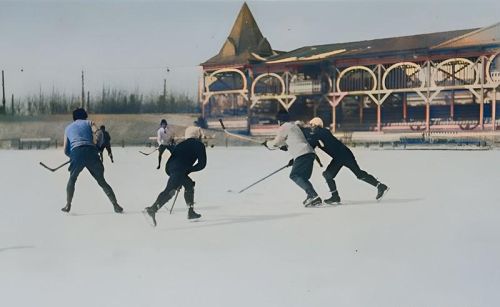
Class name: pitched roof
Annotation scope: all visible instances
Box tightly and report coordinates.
[432,22,500,49]
[202,3,274,67]
[266,28,480,64]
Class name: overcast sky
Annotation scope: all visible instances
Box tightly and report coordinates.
[1,0,499,99]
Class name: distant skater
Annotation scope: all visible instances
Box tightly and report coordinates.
[306,117,388,204]
[265,114,322,207]
[61,108,123,213]
[157,119,175,169]
[95,125,113,163]
[144,126,207,226]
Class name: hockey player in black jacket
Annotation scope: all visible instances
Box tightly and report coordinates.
[144,126,207,226]
[307,117,388,204]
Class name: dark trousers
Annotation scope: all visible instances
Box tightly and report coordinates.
[67,145,118,206]
[152,169,195,211]
[158,144,175,166]
[289,153,318,198]
[323,157,379,194]
[98,144,112,161]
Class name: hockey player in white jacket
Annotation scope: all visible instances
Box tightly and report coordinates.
[265,119,322,207]
[157,119,175,169]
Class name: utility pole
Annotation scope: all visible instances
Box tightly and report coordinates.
[163,78,167,98]
[1,70,5,114]
[81,70,85,108]
[11,94,14,115]
[87,91,90,112]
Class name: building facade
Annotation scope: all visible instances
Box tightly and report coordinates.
[200,3,500,136]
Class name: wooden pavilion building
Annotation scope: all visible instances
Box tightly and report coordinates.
[200,3,500,137]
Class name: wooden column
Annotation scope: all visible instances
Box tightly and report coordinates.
[479,92,484,130]
[331,65,337,133]
[332,104,337,133]
[377,104,381,132]
[479,57,485,130]
[451,65,455,120]
[450,90,455,120]
[359,96,364,124]
[426,60,431,132]
[425,101,430,132]
[377,65,382,132]
[402,93,407,121]
[493,88,497,131]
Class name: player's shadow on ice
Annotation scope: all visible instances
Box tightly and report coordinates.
[343,198,423,206]
[70,206,222,217]
[0,245,34,253]
[165,213,306,231]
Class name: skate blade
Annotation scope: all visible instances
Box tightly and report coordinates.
[304,201,325,208]
[308,201,342,208]
[324,202,342,206]
[142,210,157,227]
[188,214,204,222]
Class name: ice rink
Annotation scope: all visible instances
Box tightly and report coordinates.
[1,147,499,307]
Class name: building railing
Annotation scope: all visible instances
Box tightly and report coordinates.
[289,80,322,95]
[491,71,500,82]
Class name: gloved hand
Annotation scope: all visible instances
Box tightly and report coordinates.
[279,145,288,151]
[287,159,294,167]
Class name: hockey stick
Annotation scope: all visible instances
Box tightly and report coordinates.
[231,161,292,194]
[39,160,70,172]
[315,155,323,167]
[169,188,181,214]
[218,119,277,150]
[139,148,159,156]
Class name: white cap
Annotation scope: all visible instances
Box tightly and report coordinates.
[309,117,324,128]
[185,126,203,139]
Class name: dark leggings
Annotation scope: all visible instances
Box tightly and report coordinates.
[98,145,112,161]
[151,171,195,211]
[289,153,318,198]
[322,157,379,193]
[67,146,118,206]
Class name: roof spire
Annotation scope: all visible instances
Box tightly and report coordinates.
[203,2,273,66]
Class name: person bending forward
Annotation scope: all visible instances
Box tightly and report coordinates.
[145,126,207,226]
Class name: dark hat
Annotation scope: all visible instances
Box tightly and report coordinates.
[73,108,88,121]
[100,125,105,130]
[160,119,167,125]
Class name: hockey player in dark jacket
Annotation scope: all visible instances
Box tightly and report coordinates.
[95,125,113,163]
[306,117,388,204]
[144,126,207,226]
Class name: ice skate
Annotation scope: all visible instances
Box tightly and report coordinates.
[188,207,201,219]
[376,183,389,200]
[61,204,71,213]
[324,192,341,205]
[113,203,124,213]
[143,206,157,226]
[304,196,322,207]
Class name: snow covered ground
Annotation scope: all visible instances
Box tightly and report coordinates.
[1,147,500,307]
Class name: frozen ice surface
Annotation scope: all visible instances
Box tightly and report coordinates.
[1,147,500,307]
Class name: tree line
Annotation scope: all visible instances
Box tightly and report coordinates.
[1,88,198,116]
